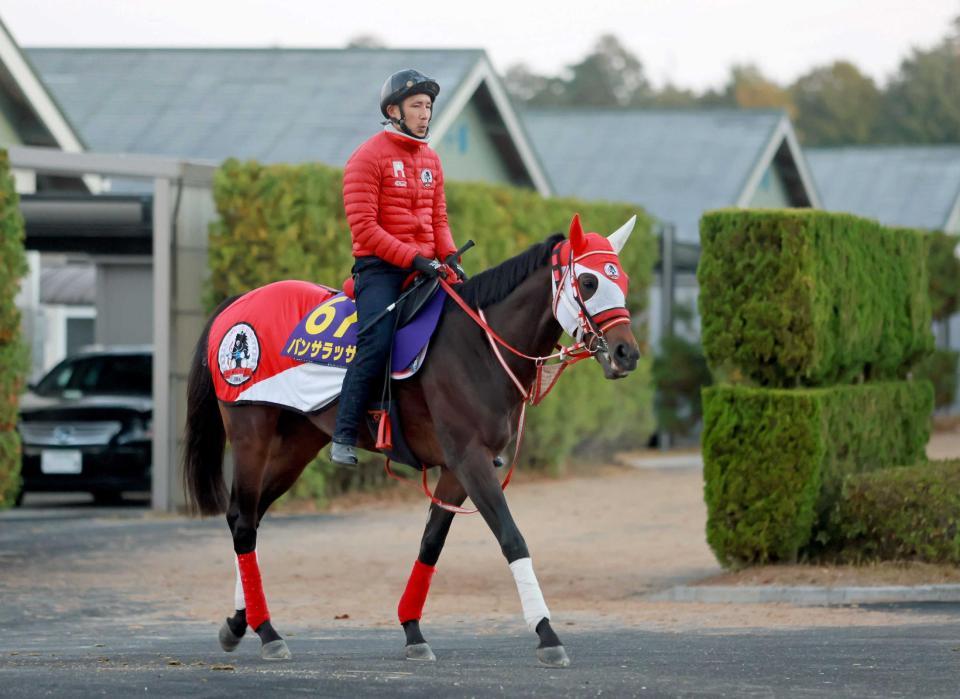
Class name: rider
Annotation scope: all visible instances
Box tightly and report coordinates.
[331,69,466,466]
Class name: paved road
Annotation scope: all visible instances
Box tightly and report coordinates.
[3,505,960,697]
[2,617,960,697]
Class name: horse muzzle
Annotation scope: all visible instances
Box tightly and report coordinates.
[592,324,641,379]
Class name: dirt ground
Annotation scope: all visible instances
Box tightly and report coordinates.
[5,426,951,636]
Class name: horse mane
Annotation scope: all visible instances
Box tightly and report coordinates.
[451,233,565,310]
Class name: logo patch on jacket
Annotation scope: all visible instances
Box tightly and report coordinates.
[420,169,434,187]
[392,160,408,187]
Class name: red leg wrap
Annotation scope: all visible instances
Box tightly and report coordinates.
[237,551,270,630]
[397,560,436,623]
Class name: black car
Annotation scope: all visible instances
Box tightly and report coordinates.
[16,347,153,505]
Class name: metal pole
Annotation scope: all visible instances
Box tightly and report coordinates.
[151,178,172,511]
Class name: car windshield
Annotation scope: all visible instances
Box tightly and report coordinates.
[33,354,152,397]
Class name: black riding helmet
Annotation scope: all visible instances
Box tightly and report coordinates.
[380,69,440,139]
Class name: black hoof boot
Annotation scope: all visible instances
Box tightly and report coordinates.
[219,609,247,652]
[536,618,571,668]
[255,620,292,661]
[402,620,436,661]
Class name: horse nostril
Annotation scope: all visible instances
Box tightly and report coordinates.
[614,343,638,368]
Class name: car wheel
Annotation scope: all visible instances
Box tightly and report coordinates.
[92,490,124,506]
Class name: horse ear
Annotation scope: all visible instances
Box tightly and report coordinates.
[607,215,637,254]
[569,214,586,254]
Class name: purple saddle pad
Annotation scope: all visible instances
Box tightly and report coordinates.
[281,289,446,373]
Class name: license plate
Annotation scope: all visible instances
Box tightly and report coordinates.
[40,450,83,474]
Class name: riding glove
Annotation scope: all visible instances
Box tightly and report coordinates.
[412,255,445,279]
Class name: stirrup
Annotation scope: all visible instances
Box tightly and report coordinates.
[331,441,358,466]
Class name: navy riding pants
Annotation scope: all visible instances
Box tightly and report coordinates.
[333,256,408,445]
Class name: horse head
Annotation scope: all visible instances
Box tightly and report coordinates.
[553,214,641,379]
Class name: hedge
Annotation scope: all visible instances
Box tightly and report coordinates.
[209,159,655,312]
[699,209,933,388]
[927,231,960,322]
[210,160,657,497]
[653,305,712,440]
[0,342,28,431]
[913,349,959,410]
[828,460,960,564]
[0,430,21,508]
[0,149,26,508]
[702,380,933,565]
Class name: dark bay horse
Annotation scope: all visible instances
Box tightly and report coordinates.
[182,214,642,667]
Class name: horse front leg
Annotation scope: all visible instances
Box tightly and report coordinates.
[443,434,570,668]
[398,467,467,661]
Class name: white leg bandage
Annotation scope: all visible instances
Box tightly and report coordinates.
[509,557,550,632]
[234,552,253,611]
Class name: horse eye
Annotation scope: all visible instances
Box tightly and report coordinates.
[578,273,599,300]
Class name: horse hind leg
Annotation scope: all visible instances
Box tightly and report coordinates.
[224,412,328,659]
[218,405,291,661]
[398,467,467,661]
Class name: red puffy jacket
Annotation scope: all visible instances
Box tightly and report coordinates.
[342,128,457,269]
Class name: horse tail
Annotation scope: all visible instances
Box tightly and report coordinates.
[182,295,239,516]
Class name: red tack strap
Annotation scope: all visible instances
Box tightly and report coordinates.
[439,278,566,363]
[382,402,527,515]
[370,409,393,450]
[479,308,528,401]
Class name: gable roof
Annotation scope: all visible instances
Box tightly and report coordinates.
[806,146,960,233]
[0,18,84,151]
[26,47,550,193]
[523,108,820,242]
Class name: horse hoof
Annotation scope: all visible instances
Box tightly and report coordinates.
[261,639,292,661]
[537,645,571,668]
[405,643,436,661]
[218,621,243,652]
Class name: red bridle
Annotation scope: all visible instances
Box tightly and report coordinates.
[385,243,633,514]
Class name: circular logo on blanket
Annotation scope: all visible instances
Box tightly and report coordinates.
[217,322,260,386]
[603,262,620,280]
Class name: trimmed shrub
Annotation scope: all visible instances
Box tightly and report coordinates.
[0,342,28,431]
[927,231,960,322]
[653,305,712,440]
[0,149,26,508]
[0,430,21,508]
[830,460,960,564]
[208,160,656,313]
[913,349,959,410]
[699,209,933,387]
[209,160,657,495]
[702,380,933,565]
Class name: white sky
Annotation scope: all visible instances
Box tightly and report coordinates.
[2,0,958,90]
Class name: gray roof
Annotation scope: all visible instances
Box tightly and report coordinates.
[806,146,960,232]
[26,48,483,166]
[523,109,789,242]
[0,18,86,151]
